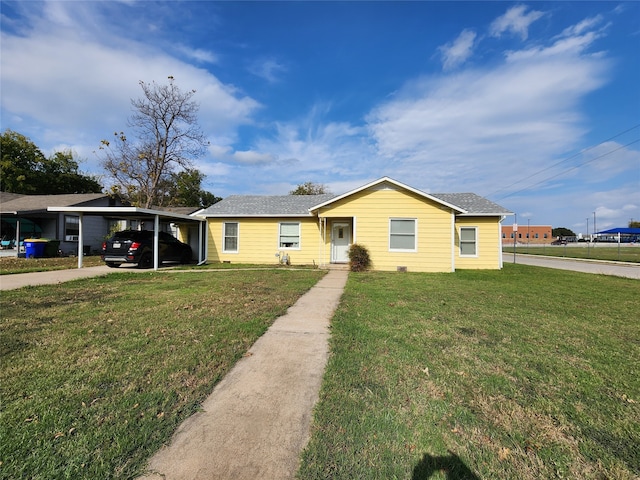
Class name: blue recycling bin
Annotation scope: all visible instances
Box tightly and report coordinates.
[24,239,47,258]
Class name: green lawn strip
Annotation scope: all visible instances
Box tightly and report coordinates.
[0,269,324,479]
[299,265,639,480]
[502,246,640,263]
[0,256,105,275]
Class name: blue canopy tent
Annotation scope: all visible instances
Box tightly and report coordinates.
[596,228,640,235]
[595,228,640,256]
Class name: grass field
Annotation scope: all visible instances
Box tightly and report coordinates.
[2,264,638,479]
[502,244,640,263]
[0,269,324,479]
[0,255,104,275]
[299,264,639,479]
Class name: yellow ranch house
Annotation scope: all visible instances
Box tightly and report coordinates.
[201,177,512,272]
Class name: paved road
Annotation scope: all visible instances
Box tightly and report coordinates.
[503,253,640,279]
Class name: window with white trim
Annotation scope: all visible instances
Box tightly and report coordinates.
[279,222,300,249]
[389,218,416,251]
[64,215,80,242]
[223,222,238,253]
[460,227,477,256]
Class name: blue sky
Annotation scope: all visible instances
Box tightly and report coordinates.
[1,1,639,233]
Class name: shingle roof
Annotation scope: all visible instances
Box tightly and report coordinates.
[199,177,512,218]
[0,192,112,215]
[429,193,512,215]
[200,194,335,217]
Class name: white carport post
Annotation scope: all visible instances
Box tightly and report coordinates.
[15,220,21,257]
[153,214,160,271]
[198,220,204,264]
[77,213,84,269]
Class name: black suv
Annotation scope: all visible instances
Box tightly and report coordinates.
[101,230,192,268]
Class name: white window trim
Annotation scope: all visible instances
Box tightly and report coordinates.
[459,226,478,257]
[278,222,301,250]
[389,218,417,252]
[222,222,239,253]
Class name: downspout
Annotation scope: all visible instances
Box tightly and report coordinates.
[318,215,322,268]
[450,210,455,272]
[499,216,506,268]
[77,213,84,269]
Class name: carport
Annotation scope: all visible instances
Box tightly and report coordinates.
[47,206,206,270]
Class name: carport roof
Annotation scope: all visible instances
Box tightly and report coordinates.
[47,206,204,223]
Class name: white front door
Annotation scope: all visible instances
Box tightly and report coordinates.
[332,223,351,263]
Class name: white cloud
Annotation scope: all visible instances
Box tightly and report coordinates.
[489,5,544,40]
[438,29,477,71]
[248,58,287,83]
[365,13,614,197]
[0,2,260,164]
[175,45,219,64]
[232,150,276,165]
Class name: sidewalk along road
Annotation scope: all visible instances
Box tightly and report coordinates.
[503,253,640,279]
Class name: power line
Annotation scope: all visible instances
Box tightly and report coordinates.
[494,137,640,201]
[486,124,640,200]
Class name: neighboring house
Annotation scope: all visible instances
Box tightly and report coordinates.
[0,192,127,255]
[201,177,512,272]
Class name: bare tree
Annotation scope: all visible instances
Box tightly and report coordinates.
[99,77,208,208]
[289,181,331,195]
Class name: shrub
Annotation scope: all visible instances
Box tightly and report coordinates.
[348,243,371,272]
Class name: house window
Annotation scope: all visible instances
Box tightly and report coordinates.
[535,233,539,239]
[223,222,238,253]
[279,222,300,249]
[64,216,79,241]
[544,233,548,239]
[389,218,416,251]
[460,227,477,256]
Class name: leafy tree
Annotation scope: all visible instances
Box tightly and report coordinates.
[163,168,221,208]
[289,181,331,195]
[629,220,640,229]
[99,77,209,208]
[552,227,575,237]
[0,129,102,194]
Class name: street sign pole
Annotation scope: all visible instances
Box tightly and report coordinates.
[513,214,517,264]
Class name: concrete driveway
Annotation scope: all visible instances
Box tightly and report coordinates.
[0,264,151,291]
[503,253,640,279]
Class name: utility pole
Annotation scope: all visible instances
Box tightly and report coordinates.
[586,217,590,257]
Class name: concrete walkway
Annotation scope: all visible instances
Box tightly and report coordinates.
[138,269,348,480]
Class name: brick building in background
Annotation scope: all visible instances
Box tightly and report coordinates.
[502,225,553,245]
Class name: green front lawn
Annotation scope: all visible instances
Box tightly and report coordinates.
[0,255,104,275]
[0,269,324,479]
[299,264,639,479]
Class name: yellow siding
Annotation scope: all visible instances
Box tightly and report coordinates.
[207,217,321,266]
[454,217,502,269]
[319,185,454,272]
